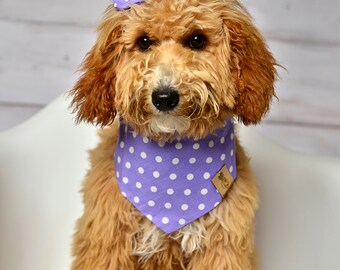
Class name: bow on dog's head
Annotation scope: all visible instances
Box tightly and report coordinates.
[113,0,145,10]
[70,0,277,141]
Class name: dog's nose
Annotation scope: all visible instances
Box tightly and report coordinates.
[152,88,179,112]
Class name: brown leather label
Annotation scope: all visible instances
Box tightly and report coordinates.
[212,165,234,198]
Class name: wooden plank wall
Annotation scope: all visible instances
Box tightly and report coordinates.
[0,0,339,157]
[242,0,340,157]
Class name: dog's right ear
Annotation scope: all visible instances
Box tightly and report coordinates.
[69,9,124,126]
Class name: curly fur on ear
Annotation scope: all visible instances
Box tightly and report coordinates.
[222,3,277,125]
[69,8,125,127]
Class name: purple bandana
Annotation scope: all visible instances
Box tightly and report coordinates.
[114,119,237,234]
[113,0,145,10]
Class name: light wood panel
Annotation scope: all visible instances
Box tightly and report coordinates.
[0,21,95,104]
[2,0,338,44]
[266,40,340,127]
[241,0,340,44]
[0,0,109,26]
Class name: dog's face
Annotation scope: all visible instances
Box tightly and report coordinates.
[70,0,277,141]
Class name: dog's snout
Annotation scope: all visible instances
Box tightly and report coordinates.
[152,87,179,112]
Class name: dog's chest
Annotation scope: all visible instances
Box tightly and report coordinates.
[114,120,237,234]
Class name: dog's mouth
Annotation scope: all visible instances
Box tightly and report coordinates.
[148,113,190,136]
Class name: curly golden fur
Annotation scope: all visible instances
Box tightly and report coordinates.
[69,0,277,269]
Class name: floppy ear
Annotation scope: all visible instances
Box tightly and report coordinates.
[223,6,277,125]
[69,9,124,126]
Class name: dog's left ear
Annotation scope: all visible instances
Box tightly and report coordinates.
[222,7,277,125]
[69,10,124,126]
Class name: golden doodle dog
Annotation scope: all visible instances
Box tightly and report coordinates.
[69,0,277,269]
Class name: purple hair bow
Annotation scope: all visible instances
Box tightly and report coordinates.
[113,0,145,10]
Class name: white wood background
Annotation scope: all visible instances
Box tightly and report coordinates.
[0,0,339,157]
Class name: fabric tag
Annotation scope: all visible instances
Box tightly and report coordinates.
[212,165,234,198]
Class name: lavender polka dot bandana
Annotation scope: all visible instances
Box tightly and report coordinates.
[113,0,145,10]
[114,119,237,234]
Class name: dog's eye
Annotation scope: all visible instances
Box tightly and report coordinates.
[136,36,153,51]
[188,34,207,50]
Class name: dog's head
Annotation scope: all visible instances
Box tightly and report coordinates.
[70,0,277,141]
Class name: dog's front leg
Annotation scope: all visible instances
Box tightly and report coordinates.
[71,127,141,270]
[138,247,187,270]
[71,174,140,270]
[187,229,256,270]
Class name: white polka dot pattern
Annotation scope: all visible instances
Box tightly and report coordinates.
[184,189,191,196]
[169,173,177,180]
[179,219,186,225]
[114,119,237,234]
